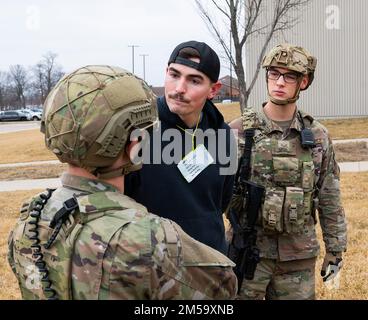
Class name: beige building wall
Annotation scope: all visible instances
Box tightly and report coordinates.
[246,0,367,118]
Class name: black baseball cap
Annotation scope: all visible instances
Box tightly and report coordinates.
[168,40,220,83]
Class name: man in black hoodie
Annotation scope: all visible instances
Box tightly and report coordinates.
[125,41,237,254]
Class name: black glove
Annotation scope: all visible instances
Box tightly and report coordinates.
[321,252,343,282]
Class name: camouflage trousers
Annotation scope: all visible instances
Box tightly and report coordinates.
[238,257,316,300]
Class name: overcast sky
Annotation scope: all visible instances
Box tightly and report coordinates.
[0,0,230,86]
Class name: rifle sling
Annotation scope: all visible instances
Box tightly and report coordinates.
[242,129,255,181]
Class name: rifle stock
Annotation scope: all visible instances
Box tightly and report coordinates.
[228,181,264,292]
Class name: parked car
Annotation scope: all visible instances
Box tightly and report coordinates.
[19,109,42,121]
[0,110,28,121]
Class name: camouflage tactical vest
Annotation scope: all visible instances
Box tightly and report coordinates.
[10,191,143,300]
[242,109,316,235]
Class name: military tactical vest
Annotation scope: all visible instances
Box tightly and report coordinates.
[10,191,144,300]
[243,109,316,235]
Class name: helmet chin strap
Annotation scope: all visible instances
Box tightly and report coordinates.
[266,75,303,106]
[268,92,299,105]
[94,161,142,180]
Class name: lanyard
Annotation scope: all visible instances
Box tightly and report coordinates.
[176,113,202,151]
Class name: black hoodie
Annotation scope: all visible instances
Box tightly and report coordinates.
[125,96,236,253]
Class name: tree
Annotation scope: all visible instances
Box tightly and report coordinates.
[32,52,64,104]
[0,71,19,109]
[8,65,29,108]
[0,71,7,108]
[195,0,311,112]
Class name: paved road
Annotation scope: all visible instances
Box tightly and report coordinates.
[0,121,40,134]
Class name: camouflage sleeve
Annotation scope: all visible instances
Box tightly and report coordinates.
[150,219,237,300]
[7,230,16,275]
[317,135,347,253]
[81,213,237,300]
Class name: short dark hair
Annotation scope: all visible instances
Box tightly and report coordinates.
[177,47,201,61]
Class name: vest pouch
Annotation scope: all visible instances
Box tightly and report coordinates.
[283,187,305,234]
[252,138,273,178]
[273,157,299,185]
[262,187,285,233]
[273,140,296,156]
[303,191,314,224]
[302,161,315,191]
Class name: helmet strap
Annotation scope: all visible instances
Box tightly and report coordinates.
[95,161,142,180]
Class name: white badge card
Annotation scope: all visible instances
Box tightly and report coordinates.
[177,144,214,183]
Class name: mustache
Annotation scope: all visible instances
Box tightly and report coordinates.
[168,93,190,103]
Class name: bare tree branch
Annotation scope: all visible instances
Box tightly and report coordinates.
[195,0,312,112]
[195,0,234,64]
[0,52,64,109]
[209,0,231,19]
[0,72,7,107]
[9,65,28,108]
[31,51,64,104]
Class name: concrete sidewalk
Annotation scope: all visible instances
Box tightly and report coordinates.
[0,138,365,169]
[333,138,368,172]
[0,178,60,192]
[0,160,59,168]
[333,138,368,145]
[0,161,367,192]
[0,138,367,192]
[338,161,368,172]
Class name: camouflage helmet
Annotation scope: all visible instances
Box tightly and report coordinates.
[41,65,158,178]
[262,43,317,90]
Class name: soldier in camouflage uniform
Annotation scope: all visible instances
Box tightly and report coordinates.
[8,65,237,300]
[228,44,347,299]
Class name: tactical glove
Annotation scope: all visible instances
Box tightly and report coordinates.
[321,252,343,282]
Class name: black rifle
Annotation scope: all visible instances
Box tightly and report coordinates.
[227,129,265,292]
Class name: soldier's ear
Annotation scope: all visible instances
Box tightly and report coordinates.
[300,75,309,90]
[126,140,141,162]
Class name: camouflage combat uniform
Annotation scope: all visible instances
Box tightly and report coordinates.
[232,107,347,299]
[8,173,237,300]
